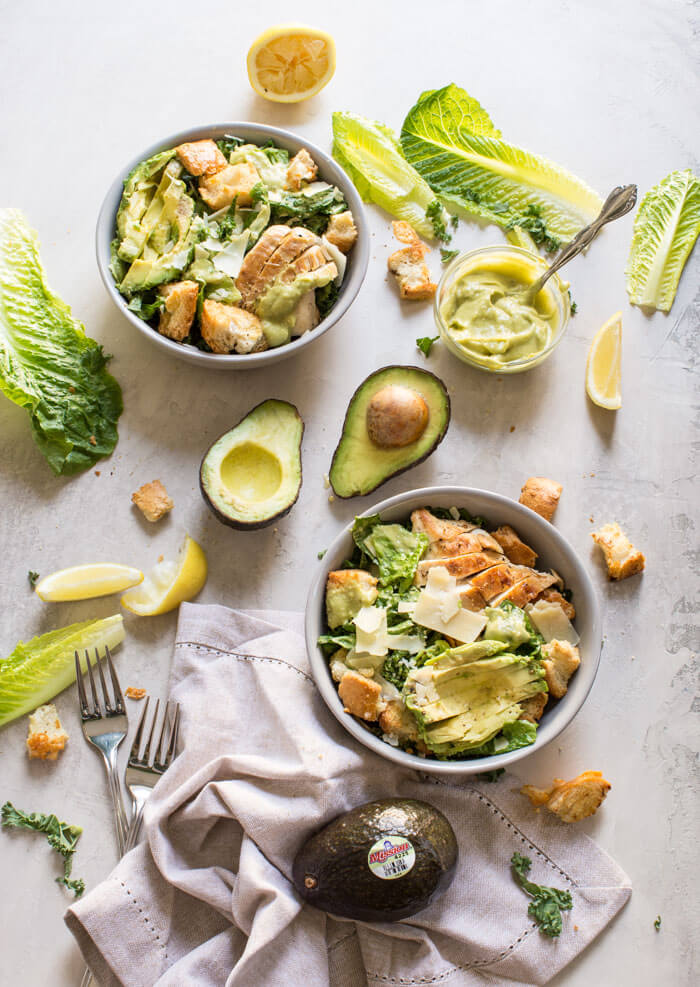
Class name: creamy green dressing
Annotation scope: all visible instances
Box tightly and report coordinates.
[257,269,335,347]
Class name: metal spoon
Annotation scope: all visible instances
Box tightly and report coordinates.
[519,184,638,302]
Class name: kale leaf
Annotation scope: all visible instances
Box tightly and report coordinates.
[505,204,561,253]
[654,915,661,931]
[216,135,244,156]
[426,199,451,242]
[2,801,85,897]
[270,187,347,235]
[440,248,459,264]
[511,852,573,937]
[316,281,340,319]
[28,570,40,587]
[416,335,439,357]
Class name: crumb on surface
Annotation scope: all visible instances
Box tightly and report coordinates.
[158,554,164,563]
[89,435,97,446]
[125,687,147,700]
[510,425,515,433]
[132,479,174,523]
[26,704,69,761]
[95,471,101,477]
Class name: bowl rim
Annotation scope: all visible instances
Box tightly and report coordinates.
[305,484,602,776]
[95,121,370,369]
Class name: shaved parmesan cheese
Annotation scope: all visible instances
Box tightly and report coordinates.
[212,231,251,277]
[320,236,347,284]
[413,566,487,643]
[397,600,417,615]
[353,606,423,656]
[527,600,580,645]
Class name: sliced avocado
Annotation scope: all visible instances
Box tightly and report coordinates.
[199,399,303,530]
[292,798,458,922]
[483,603,532,647]
[329,366,450,498]
[116,148,177,262]
[426,639,508,669]
[325,570,378,629]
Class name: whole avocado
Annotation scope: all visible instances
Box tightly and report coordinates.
[292,798,458,922]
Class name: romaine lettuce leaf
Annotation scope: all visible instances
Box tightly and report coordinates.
[352,516,428,589]
[332,112,449,240]
[0,210,123,475]
[625,168,700,312]
[400,85,602,244]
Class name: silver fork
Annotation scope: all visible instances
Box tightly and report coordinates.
[124,697,180,852]
[74,646,129,854]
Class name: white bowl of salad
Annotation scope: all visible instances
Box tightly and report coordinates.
[306,486,602,775]
[96,123,369,367]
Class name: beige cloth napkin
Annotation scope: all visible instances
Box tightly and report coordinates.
[65,604,631,986]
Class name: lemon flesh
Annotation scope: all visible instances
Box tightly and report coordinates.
[586,312,622,410]
[120,535,207,616]
[36,564,143,602]
[247,25,336,102]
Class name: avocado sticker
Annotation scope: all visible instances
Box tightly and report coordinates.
[367,836,416,880]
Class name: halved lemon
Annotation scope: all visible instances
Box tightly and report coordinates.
[36,564,143,602]
[247,25,336,103]
[586,312,622,410]
[120,535,207,616]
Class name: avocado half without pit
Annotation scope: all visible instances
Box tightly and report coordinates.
[200,399,303,529]
[329,366,450,498]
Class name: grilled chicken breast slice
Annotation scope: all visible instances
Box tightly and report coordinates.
[236,225,292,306]
[415,551,507,586]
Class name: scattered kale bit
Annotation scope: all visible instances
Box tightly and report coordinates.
[426,199,451,242]
[506,204,561,254]
[568,290,578,315]
[416,335,439,357]
[477,768,505,782]
[450,214,459,230]
[270,187,347,236]
[28,570,40,587]
[382,651,414,689]
[2,801,85,898]
[316,281,340,319]
[250,182,269,205]
[511,852,573,937]
[217,201,239,241]
[440,248,459,264]
[317,549,326,560]
[216,135,244,156]
[654,915,661,931]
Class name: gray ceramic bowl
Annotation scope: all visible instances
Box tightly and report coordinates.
[305,486,602,776]
[96,122,369,368]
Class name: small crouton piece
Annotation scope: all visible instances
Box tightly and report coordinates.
[125,687,147,700]
[538,588,576,620]
[591,522,645,580]
[518,692,548,724]
[199,162,261,210]
[387,221,437,300]
[519,476,563,522]
[492,525,538,567]
[157,280,199,341]
[325,569,379,629]
[200,300,267,355]
[338,671,384,721]
[176,139,227,177]
[285,148,318,190]
[27,705,68,761]
[325,211,358,254]
[132,479,174,523]
[542,639,580,699]
[521,771,611,823]
[379,700,419,742]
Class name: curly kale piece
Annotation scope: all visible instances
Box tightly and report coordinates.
[28,570,40,587]
[2,801,85,897]
[426,199,451,242]
[511,852,573,937]
[416,335,439,357]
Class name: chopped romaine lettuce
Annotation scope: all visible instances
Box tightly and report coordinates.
[352,516,428,589]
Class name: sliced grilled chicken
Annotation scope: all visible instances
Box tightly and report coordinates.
[492,569,557,608]
[470,562,535,602]
[280,243,336,282]
[458,584,487,612]
[236,225,291,306]
[492,525,538,567]
[253,227,318,299]
[415,550,507,586]
[411,509,477,545]
[425,528,503,560]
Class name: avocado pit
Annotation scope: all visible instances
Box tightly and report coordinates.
[366,385,429,448]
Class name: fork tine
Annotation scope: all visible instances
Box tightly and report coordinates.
[142,699,160,765]
[104,645,125,713]
[95,648,113,714]
[155,701,174,768]
[85,649,101,715]
[164,703,180,767]
[74,651,89,717]
[129,696,150,762]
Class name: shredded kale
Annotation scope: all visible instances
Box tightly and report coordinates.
[316,281,340,319]
[654,915,661,931]
[505,204,561,253]
[382,651,414,689]
[317,549,326,560]
[477,768,505,782]
[511,852,573,937]
[416,335,439,357]
[440,248,459,264]
[450,214,459,230]
[217,201,239,241]
[270,187,347,235]
[250,182,269,206]
[28,570,40,587]
[216,135,244,156]
[260,140,289,164]
[569,292,578,315]
[2,801,85,897]
[426,199,451,242]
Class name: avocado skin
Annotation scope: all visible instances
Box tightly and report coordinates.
[329,366,451,499]
[199,399,304,531]
[292,798,458,922]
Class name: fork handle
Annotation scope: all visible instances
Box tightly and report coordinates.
[101,746,129,855]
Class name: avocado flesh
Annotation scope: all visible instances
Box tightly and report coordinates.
[329,366,450,498]
[200,399,303,530]
[292,798,458,922]
[116,148,177,261]
[426,639,508,669]
[326,580,378,630]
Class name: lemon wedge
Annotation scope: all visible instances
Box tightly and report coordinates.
[247,25,336,102]
[35,564,143,602]
[120,535,207,616]
[586,312,622,410]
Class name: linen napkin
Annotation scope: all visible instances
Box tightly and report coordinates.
[65,604,631,986]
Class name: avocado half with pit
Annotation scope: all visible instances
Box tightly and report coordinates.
[200,399,303,529]
[329,366,450,498]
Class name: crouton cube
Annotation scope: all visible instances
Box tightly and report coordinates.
[518,692,548,723]
[519,476,562,522]
[132,479,174,523]
[176,139,228,177]
[492,525,538,567]
[325,211,358,254]
[325,569,379,628]
[285,148,318,190]
[125,687,147,700]
[157,280,199,341]
[387,221,437,300]
[542,639,580,699]
[591,522,645,580]
[378,700,419,741]
[200,300,267,355]
[338,671,384,721]
[199,162,261,210]
[521,770,611,823]
[26,704,68,760]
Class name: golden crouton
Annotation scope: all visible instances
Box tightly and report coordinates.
[325,569,378,628]
[542,639,580,699]
[125,687,147,700]
[591,522,645,580]
[132,479,174,523]
[26,704,68,760]
[538,588,576,620]
[518,692,548,723]
[492,525,538,567]
[387,221,437,300]
[199,162,261,210]
[325,211,358,253]
[519,476,563,522]
[521,770,611,823]
[176,139,227,177]
[157,280,199,341]
[200,300,267,355]
[379,700,419,741]
[338,671,384,721]
[285,148,318,190]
